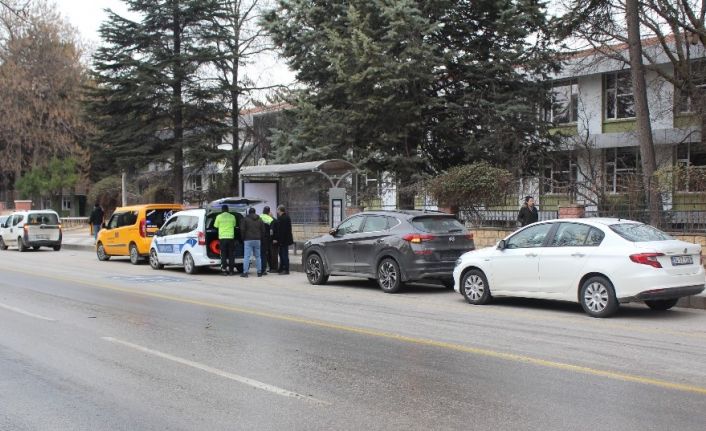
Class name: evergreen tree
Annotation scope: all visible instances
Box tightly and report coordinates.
[265,0,558,207]
[90,0,225,203]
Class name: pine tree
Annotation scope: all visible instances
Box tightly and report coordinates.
[90,0,225,203]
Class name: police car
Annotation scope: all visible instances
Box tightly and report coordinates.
[149,197,264,274]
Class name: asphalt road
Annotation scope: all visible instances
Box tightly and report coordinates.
[1,248,706,430]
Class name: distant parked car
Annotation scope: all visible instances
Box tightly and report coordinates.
[302,210,475,292]
[453,218,705,317]
[148,197,264,274]
[0,210,62,251]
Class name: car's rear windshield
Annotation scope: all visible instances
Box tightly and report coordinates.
[146,209,179,228]
[411,216,465,233]
[610,223,673,242]
[27,213,59,225]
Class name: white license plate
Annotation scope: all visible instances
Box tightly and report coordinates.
[671,255,693,266]
[35,234,49,240]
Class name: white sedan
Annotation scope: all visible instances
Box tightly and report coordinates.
[453,218,705,317]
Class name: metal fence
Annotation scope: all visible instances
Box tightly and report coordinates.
[585,209,706,233]
[458,209,558,228]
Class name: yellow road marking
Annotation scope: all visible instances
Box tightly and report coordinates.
[6,267,706,396]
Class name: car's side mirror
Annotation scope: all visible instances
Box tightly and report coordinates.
[497,239,506,250]
[329,228,337,236]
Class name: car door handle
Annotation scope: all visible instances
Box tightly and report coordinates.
[525,253,537,257]
[571,252,585,257]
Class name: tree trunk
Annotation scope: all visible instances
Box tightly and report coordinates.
[172,2,184,203]
[626,0,661,225]
[229,5,241,197]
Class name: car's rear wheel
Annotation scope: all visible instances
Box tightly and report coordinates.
[33,245,40,250]
[377,258,403,293]
[580,276,619,318]
[645,298,679,311]
[184,252,198,274]
[305,253,328,285]
[0,237,7,250]
[18,237,26,252]
[149,248,164,270]
[129,243,141,265]
[461,269,491,305]
[52,245,61,251]
[96,242,110,261]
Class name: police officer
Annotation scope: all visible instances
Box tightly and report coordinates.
[214,204,236,275]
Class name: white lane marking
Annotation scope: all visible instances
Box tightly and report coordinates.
[0,302,56,321]
[101,337,329,405]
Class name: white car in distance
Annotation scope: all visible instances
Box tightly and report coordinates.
[453,218,705,317]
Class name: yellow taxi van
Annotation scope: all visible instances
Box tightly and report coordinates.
[96,204,183,264]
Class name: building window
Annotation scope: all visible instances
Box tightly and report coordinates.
[545,81,578,124]
[675,143,706,191]
[542,152,577,194]
[188,175,202,191]
[62,196,72,211]
[605,147,639,193]
[676,60,706,114]
[605,71,635,120]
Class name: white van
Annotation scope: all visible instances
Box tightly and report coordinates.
[0,210,62,251]
[149,197,263,274]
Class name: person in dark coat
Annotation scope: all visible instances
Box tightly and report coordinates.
[240,207,266,277]
[273,205,293,275]
[259,206,276,274]
[89,203,104,240]
[517,196,539,227]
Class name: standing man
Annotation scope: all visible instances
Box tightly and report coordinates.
[214,204,236,275]
[89,202,104,241]
[241,207,265,277]
[273,205,293,275]
[517,196,539,227]
[259,206,275,275]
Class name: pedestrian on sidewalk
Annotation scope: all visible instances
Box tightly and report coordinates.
[517,196,539,227]
[241,207,265,277]
[214,205,236,275]
[89,202,104,241]
[259,206,275,274]
[273,205,293,275]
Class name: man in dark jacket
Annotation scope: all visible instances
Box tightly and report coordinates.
[240,207,265,277]
[517,196,539,227]
[273,205,293,275]
[89,203,104,240]
[259,206,275,274]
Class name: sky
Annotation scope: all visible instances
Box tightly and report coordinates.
[53,0,295,100]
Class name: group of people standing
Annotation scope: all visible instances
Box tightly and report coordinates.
[214,204,293,277]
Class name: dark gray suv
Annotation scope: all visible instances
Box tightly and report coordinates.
[302,210,475,292]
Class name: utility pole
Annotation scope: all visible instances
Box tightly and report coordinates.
[121,171,127,206]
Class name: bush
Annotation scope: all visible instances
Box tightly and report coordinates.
[427,162,515,210]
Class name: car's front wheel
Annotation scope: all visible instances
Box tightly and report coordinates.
[96,242,110,261]
[377,258,403,293]
[305,253,329,285]
[184,252,198,274]
[645,298,679,311]
[0,237,7,250]
[150,248,164,270]
[129,243,141,265]
[461,269,491,305]
[580,276,619,318]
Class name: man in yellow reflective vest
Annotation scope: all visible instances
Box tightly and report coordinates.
[260,206,275,274]
[214,205,236,275]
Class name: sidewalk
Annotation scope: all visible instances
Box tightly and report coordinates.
[60,227,304,272]
[61,227,705,310]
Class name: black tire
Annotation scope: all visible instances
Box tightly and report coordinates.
[0,237,7,250]
[96,242,110,261]
[645,298,679,311]
[129,243,141,265]
[18,237,27,252]
[33,245,40,250]
[52,245,61,251]
[149,248,164,270]
[377,258,403,293]
[579,275,619,318]
[183,252,198,274]
[461,269,492,305]
[305,253,329,285]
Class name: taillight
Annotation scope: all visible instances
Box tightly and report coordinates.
[402,233,435,244]
[629,253,664,268]
[139,219,147,238]
[198,231,206,245]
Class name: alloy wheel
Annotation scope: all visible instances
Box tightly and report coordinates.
[583,281,609,313]
[378,260,399,292]
[464,274,485,302]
